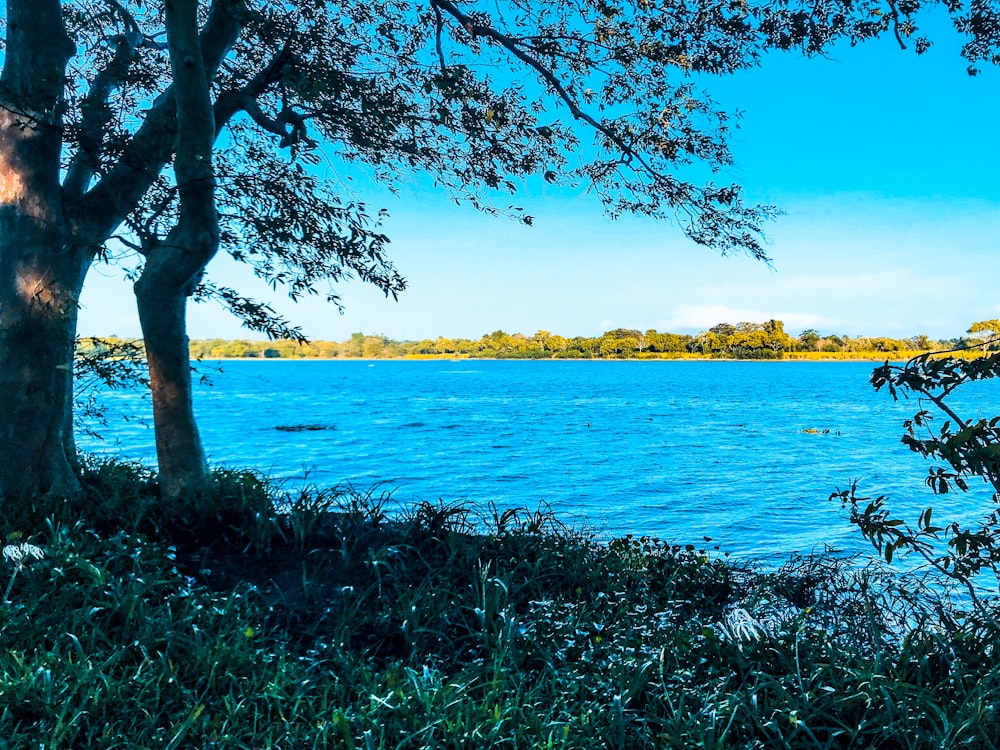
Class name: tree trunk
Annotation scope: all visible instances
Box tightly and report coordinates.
[0,247,87,500]
[0,2,82,501]
[135,0,221,503]
[135,266,208,501]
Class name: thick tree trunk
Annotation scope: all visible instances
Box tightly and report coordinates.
[135,267,208,501]
[0,247,87,500]
[0,1,82,501]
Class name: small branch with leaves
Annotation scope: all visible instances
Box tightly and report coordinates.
[428,0,654,178]
[838,339,1000,612]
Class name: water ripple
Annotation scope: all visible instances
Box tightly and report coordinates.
[78,360,1000,562]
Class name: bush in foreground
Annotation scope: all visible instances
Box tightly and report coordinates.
[1,460,999,748]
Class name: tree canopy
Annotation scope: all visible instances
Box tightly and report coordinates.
[1,0,997,502]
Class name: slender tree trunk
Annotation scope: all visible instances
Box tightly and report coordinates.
[135,261,208,501]
[135,0,221,503]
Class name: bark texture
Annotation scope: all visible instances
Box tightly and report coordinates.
[135,249,208,502]
[0,0,85,500]
[0,227,88,500]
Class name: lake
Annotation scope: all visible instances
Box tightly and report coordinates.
[77,359,1000,563]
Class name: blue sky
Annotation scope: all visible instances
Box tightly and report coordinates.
[78,10,1000,342]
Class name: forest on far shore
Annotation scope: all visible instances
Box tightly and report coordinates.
[85,319,992,361]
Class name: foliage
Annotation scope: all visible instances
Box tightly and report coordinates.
[49,0,867,336]
[4,464,1000,747]
[13,0,986,334]
[833,339,1000,609]
[73,337,149,439]
[180,322,946,360]
[967,319,1000,353]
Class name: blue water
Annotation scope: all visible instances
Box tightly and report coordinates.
[78,360,1000,562]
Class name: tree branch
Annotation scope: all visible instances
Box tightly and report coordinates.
[102,0,142,36]
[239,96,313,147]
[430,0,594,123]
[193,282,308,342]
[433,4,448,71]
[64,35,140,199]
[132,0,219,295]
[212,43,300,141]
[429,0,659,186]
[73,0,244,244]
[887,0,908,50]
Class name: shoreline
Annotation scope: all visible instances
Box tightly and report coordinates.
[195,353,921,363]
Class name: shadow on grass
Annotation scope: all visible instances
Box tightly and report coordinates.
[2,457,999,748]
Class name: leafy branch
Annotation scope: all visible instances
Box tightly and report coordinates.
[837,340,1000,612]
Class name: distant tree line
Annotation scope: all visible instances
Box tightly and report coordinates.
[81,321,971,361]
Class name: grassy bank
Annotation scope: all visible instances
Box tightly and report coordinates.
[3,460,999,748]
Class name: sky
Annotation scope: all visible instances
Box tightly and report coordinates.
[77,9,1000,343]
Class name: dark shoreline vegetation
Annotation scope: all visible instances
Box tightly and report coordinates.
[6,458,1000,748]
[81,320,974,362]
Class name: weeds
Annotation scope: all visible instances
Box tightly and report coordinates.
[2,461,1000,747]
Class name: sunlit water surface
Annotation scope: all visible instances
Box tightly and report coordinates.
[78,360,1000,563]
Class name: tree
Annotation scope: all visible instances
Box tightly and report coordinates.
[362,335,388,359]
[533,330,552,352]
[968,319,1000,354]
[0,0,404,501]
[134,0,221,500]
[646,330,692,354]
[0,0,981,502]
[798,329,821,352]
[761,319,791,354]
[547,334,569,354]
[821,335,846,353]
[433,337,455,355]
[345,332,366,358]
[600,328,642,358]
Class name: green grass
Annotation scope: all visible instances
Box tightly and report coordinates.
[2,458,1000,748]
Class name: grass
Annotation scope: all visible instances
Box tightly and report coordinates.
[2,458,1000,748]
